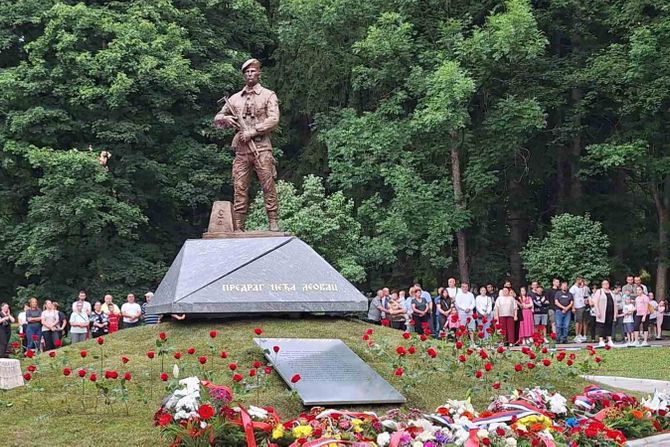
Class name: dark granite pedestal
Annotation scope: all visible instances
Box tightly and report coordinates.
[145,236,368,315]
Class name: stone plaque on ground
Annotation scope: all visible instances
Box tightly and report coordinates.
[145,237,368,315]
[254,338,406,406]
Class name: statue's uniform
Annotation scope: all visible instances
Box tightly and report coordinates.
[217,82,280,229]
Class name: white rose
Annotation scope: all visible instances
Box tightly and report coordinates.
[505,438,517,447]
[412,442,424,447]
[376,432,391,447]
[477,429,489,439]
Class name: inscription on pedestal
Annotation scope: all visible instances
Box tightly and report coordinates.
[254,338,406,406]
[206,201,235,234]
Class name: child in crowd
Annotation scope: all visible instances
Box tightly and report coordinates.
[445,307,460,340]
[623,295,636,345]
[657,300,666,340]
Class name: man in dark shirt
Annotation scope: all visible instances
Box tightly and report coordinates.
[554,281,574,344]
[546,278,561,335]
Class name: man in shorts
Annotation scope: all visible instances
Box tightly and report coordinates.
[570,277,589,342]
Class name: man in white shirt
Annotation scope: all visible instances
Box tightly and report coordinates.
[570,277,589,342]
[121,294,142,329]
[455,282,476,335]
[71,290,92,316]
[445,278,458,302]
[101,294,120,315]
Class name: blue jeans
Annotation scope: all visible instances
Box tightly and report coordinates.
[25,325,42,351]
[555,310,571,342]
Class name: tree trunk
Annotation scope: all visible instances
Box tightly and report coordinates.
[450,136,469,283]
[569,86,583,206]
[507,178,525,287]
[653,181,669,301]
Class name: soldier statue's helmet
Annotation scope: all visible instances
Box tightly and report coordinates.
[241,58,261,73]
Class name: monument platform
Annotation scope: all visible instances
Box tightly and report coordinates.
[145,236,368,315]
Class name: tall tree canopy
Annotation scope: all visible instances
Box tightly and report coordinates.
[1,0,668,306]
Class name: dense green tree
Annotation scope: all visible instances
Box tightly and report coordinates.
[521,213,611,286]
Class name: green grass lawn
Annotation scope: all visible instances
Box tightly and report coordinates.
[1,318,668,447]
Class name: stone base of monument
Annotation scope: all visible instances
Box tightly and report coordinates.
[255,338,406,406]
[0,359,24,390]
[145,235,368,315]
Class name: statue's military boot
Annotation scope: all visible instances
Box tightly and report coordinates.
[234,213,246,232]
[268,212,280,232]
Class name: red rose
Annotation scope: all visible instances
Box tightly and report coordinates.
[479,349,488,359]
[23,372,31,381]
[147,351,155,359]
[174,352,182,360]
[362,334,369,341]
[604,344,611,351]
[273,345,280,353]
[198,356,207,365]
[111,370,119,379]
[290,374,301,384]
[219,351,227,358]
[19,333,25,339]
[48,351,56,358]
[209,330,217,339]
[62,367,72,376]
[32,334,39,341]
[396,346,406,356]
[89,373,97,382]
[514,363,523,372]
[549,332,557,340]
[458,355,467,363]
[232,373,243,382]
[54,339,62,348]
[78,369,86,378]
[228,362,237,370]
[25,349,34,358]
[80,350,88,358]
[557,351,566,361]
[595,356,602,363]
[541,347,548,354]
[254,327,263,335]
[253,361,262,368]
[124,372,132,381]
[402,332,411,339]
[427,347,437,358]
[394,367,404,376]
[543,359,551,367]
[408,345,416,354]
[492,381,501,389]
[264,366,272,375]
[366,328,374,335]
[485,363,493,372]
[475,370,483,379]
[420,334,428,341]
[11,341,19,349]
[477,331,485,339]
[467,348,474,355]
[27,364,37,372]
[496,428,505,436]
[482,438,491,446]
[567,359,574,366]
[159,332,167,341]
[497,346,505,354]
[527,362,536,369]
[187,347,196,355]
[528,352,536,360]
[456,341,464,349]
[522,346,530,354]
[198,404,215,419]
[158,413,173,426]
[160,372,168,381]
[381,319,390,327]
[97,337,104,345]
[569,353,576,360]
[249,368,257,377]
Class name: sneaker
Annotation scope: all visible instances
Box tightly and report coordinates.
[640,341,650,347]
[573,336,582,343]
[607,340,615,348]
[598,340,606,348]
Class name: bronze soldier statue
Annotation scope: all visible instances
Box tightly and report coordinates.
[213,59,280,231]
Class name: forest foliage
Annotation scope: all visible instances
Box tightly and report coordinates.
[1,0,668,306]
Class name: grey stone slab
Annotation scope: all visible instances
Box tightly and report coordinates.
[254,338,406,406]
[582,375,670,394]
[145,237,368,314]
[627,433,670,446]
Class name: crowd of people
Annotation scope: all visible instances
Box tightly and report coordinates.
[0,290,182,358]
[366,275,668,348]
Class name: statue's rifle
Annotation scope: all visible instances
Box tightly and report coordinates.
[219,96,260,159]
